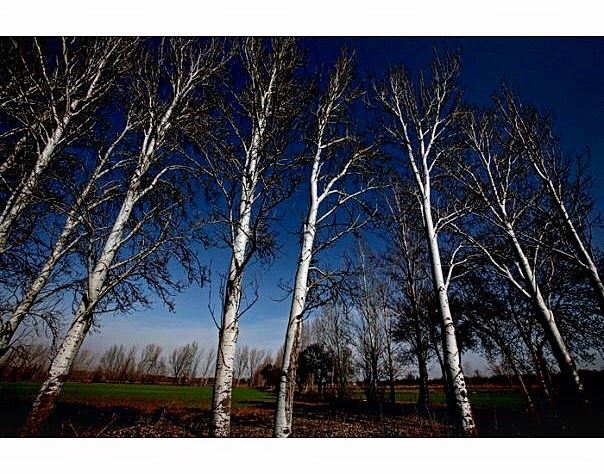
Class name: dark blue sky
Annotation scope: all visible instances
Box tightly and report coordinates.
[86,37,604,373]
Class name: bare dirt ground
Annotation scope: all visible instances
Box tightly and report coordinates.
[1,399,449,437]
[3,397,600,437]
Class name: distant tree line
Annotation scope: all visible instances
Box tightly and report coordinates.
[0,341,278,387]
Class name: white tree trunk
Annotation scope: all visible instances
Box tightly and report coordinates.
[23,182,141,435]
[210,187,253,437]
[506,223,586,403]
[548,183,604,315]
[0,190,87,357]
[210,90,268,435]
[422,195,476,436]
[0,118,68,253]
[20,300,92,436]
[274,205,317,437]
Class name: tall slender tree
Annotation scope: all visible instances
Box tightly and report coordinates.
[456,107,588,407]
[22,39,222,435]
[376,53,477,436]
[497,90,604,316]
[199,38,305,437]
[274,53,376,437]
[0,38,133,253]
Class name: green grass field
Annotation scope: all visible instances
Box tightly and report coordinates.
[393,387,528,410]
[0,381,529,411]
[0,381,274,409]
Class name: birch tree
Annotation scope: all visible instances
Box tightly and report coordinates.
[456,107,588,408]
[376,54,477,436]
[0,119,134,357]
[0,38,133,254]
[197,38,305,437]
[273,53,377,437]
[497,91,604,316]
[21,39,223,435]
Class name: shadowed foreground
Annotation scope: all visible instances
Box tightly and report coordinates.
[1,382,602,437]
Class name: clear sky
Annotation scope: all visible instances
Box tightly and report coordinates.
[84,37,604,375]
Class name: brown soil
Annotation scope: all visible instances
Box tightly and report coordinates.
[2,396,601,437]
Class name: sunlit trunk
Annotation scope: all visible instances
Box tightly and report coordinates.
[0,118,68,252]
[23,182,141,435]
[274,205,316,437]
[506,223,586,406]
[422,194,476,436]
[210,257,244,437]
[20,301,92,436]
[210,180,254,437]
[0,190,87,357]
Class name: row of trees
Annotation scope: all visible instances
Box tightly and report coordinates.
[1,37,602,437]
[0,342,276,387]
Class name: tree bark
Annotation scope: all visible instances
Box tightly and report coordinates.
[0,118,67,253]
[20,301,92,436]
[505,223,587,407]
[210,254,244,437]
[23,177,142,435]
[0,176,95,357]
[422,194,476,436]
[210,183,253,437]
[274,205,316,437]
